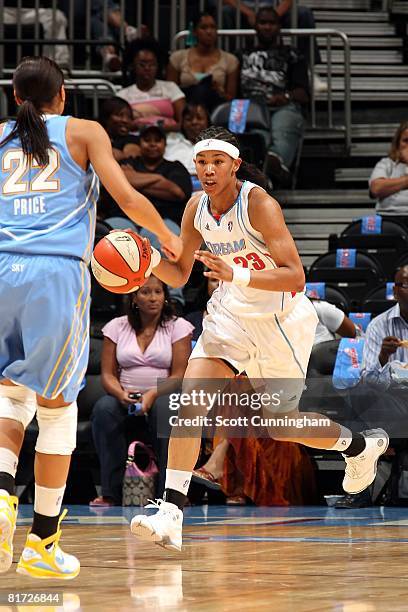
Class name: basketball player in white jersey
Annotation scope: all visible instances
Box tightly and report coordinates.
[0,56,181,579]
[130,126,389,552]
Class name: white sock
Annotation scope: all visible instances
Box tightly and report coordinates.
[330,425,353,452]
[34,484,66,517]
[0,447,18,477]
[165,469,192,496]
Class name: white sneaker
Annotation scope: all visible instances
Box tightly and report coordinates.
[130,499,183,552]
[343,428,389,494]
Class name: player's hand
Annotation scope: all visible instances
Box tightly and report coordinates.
[140,237,161,268]
[194,250,233,282]
[159,231,183,262]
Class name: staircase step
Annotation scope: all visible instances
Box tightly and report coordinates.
[320,50,402,63]
[316,36,403,47]
[305,124,398,139]
[314,10,388,21]
[295,238,330,252]
[325,77,408,90]
[315,23,395,35]
[319,65,408,76]
[277,189,374,206]
[335,167,372,182]
[304,0,378,9]
[284,208,374,223]
[288,222,350,236]
[392,1,408,14]
[316,91,408,101]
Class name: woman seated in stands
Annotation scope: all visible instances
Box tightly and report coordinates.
[167,12,239,111]
[99,97,140,161]
[369,121,408,220]
[90,275,193,507]
[118,38,185,132]
[165,103,211,192]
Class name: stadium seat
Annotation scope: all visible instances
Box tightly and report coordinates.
[300,339,347,420]
[361,283,397,316]
[306,283,351,313]
[329,217,408,279]
[397,252,408,268]
[211,101,270,169]
[308,250,385,310]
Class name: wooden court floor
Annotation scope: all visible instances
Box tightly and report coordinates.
[1,504,408,611]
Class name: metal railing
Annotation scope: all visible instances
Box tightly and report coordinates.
[0,79,118,119]
[173,28,352,151]
[0,0,302,75]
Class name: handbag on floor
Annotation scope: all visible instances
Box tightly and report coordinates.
[122,441,158,506]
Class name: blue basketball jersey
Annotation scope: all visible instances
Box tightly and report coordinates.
[0,114,99,263]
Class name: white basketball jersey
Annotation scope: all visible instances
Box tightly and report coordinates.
[194,180,303,318]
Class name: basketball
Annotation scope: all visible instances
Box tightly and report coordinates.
[91,230,153,294]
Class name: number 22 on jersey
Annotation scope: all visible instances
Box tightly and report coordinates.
[2,148,60,195]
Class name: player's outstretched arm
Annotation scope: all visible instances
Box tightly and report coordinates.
[152,195,203,288]
[84,121,182,260]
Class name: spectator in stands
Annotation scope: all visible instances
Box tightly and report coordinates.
[4,5,70,70]
[165,103,211,192]
[90,275,194,506]
[361,265,408,388]
[336,265,408,508]
[167,12,239,111]
[311,299,358,345]
[207,0,326,92]
[369,121,408,220]
[120,124,192,226]
[99,97,140,161]
[118,39,185,132]
[90,0,143,72]
[239,7,309,187]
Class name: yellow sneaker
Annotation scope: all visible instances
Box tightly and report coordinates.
[16,509,80,580]
[0,493,18,572]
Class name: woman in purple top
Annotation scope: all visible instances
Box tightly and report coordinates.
[90,276,194,506]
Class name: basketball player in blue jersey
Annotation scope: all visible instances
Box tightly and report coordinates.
[130,126,389,552]
[0,56,182,579]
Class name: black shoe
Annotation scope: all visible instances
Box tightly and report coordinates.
[263,151,291,188]
[335,490,372,509]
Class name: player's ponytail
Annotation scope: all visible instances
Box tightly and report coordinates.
[195,126,271,193]
[0,56,64,166]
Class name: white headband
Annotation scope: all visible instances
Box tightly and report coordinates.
[193,138,240,160]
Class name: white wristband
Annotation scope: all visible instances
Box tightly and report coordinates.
[151,246,162,268]
[232,265,251,287]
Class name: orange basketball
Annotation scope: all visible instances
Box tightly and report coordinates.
[91,230,153,294]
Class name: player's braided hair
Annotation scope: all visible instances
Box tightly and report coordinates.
[0,56,64,166]
[195,126,270,192]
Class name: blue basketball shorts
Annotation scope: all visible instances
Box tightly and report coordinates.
[0,253,91,402]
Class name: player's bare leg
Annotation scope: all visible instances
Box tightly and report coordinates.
[265,407,388,495]
[130,357,234,551]
[0,380,36,572]
[16,392,80,580]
